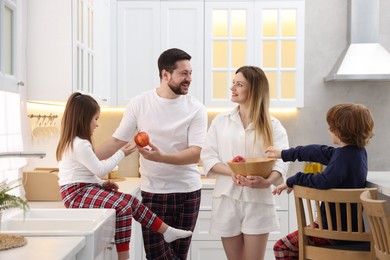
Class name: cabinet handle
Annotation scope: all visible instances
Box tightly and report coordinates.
[17,81,25,86]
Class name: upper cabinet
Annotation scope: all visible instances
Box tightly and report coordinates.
[205,1,305,108]
[25,0,304,107]
[116,0,204,106]
[116,0,304,108]
[26,0,111,105]
[27,0,73,102]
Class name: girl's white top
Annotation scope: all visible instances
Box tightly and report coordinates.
[58,137,124,186]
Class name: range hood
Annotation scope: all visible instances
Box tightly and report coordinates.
[324,0,390,81]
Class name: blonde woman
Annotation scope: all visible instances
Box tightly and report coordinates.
[200,66,289,260]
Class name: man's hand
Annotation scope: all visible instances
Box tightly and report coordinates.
[137,142,162,162]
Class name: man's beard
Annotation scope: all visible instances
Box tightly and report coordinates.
[168,80,190,95]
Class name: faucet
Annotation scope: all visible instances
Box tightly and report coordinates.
[0,152,46,159]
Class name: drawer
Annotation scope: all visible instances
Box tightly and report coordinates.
[193,210,289,241]
[200,189,213,210]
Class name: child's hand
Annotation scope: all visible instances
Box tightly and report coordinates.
[120,142,137,156]
[103,180,119,192]
[265,146,282,159]
[272,182,293,195]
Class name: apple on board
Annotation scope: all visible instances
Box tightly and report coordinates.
[232,155,246,163]
[134,131,150,147]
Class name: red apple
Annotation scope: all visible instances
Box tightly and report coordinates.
[134,131,150,147]
[232,155,246,163]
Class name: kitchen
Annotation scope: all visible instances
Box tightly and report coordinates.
[1,0,390,259]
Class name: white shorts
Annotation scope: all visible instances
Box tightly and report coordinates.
[209,196,280,237]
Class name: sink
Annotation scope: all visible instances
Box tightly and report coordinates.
[0,208,116,260]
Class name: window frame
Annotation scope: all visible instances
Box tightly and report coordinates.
[0,0,19,93]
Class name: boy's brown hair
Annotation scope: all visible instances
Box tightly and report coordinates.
[326,103,374,148]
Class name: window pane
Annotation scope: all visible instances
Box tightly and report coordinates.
[281,10,296,37]
[231,41,246,68]
[262,41,277,68]
[89,53,93,92]
[262,10,278,37]
[281,72,295,99]
[231,10,246,37]
[213,72,228,99]
[213,10,228,37]
[5,6,14,75]
[265,72,277,99]
[88,6,93,48]
[76,0,82,42]
[281,41,296,68]
[77,47,84,90]
[213,41,228,68]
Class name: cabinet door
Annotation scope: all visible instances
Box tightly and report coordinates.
[92,0,112,105]
[116,1,204,106]
[117,1,161,106]
[160,1,204,103]
[191,240,227,260]
[27,0,73,102]
[204,1,305,108]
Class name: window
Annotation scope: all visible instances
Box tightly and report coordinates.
[0,0,26,184]
[205,1,304,108]
[0,0,18,93]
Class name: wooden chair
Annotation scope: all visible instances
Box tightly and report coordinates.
[360,190,390,260]
[294,185,377,260]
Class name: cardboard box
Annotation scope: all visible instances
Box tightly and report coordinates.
[23,169,62,201]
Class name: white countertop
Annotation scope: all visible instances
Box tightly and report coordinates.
[10,176,215,260]
[367,171,390,197]
[0,236,85,260]
[116,176,216,194]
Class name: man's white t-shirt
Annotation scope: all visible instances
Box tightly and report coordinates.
[113,89,208,193]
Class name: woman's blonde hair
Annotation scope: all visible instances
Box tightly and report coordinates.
[326,103,374,148]
[56,92,100,161]
[236,66,273,148]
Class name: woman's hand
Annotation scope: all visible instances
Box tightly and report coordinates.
[233,175,272,189]
[272,182,293,195]
[102,180,119,192]
[265,146,282,159]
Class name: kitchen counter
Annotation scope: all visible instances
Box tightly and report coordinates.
[27,176,215,209]
[367,171,390,197]
[116,176,216,194]
[0,236,85,260]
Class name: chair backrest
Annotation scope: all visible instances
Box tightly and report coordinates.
[294,185,377,260]
[360,190,390,260]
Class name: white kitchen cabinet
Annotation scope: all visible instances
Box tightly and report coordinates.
[204,0,305,108]
[26,0,111,105]
[193,185,290,260]
[27,0,72,102]
[116,0,204,106]
[116,0,304,108]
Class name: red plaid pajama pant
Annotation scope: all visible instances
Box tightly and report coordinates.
[141,190,201,260]
[273,223,336,259]
[60,183,163,252]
